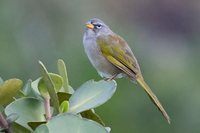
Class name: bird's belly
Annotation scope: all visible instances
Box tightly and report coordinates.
[84,41,121,78]
[90,53,120,78]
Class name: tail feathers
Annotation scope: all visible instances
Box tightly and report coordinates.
[136,75,171,124]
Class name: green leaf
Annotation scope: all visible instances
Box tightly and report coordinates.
[105,127,111,132]
[0,106,4,112]
[31,78,42,95]
[28,121,46,130]
[22,79,33,95]
[6,113,19,124]
[38,73,63,97]
[34,124,49,133]
[34,113,108,133]
[22,80,42,99]
[0,79,23,105]
[5,98,46,130]
[59,101,69,113]
[57,92,71,104]
[81,109,105,126]
[68,80,117,114]
[38,61,60,114]
[16,90,26,98]
[57,59,74,94]
[11,122,31,133]
[0,77,3,85]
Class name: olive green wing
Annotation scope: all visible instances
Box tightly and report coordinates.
[97,35,171,124]
[97,34,140,78]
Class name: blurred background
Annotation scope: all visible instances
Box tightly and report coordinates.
[1,0,200,132]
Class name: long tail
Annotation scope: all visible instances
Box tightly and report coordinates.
[136,75,171,124]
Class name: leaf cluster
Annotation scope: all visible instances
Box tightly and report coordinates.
[0,59,116,133]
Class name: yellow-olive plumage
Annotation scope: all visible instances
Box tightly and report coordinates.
[83,18,170,124]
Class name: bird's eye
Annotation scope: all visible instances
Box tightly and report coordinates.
[95,24,102,29]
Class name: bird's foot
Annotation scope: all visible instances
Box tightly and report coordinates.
[104,74,117,81]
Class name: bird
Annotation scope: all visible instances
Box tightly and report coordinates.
[83,18,170,124]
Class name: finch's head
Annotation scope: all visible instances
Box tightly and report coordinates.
[84,18,112,38]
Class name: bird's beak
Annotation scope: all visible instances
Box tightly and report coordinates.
[86,24,94,29]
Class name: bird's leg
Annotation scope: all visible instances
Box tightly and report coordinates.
[104,74,117,81]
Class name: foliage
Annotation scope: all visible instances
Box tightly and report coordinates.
[0,59,116,133]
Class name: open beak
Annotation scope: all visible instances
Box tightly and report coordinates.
[86,24,94,29]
